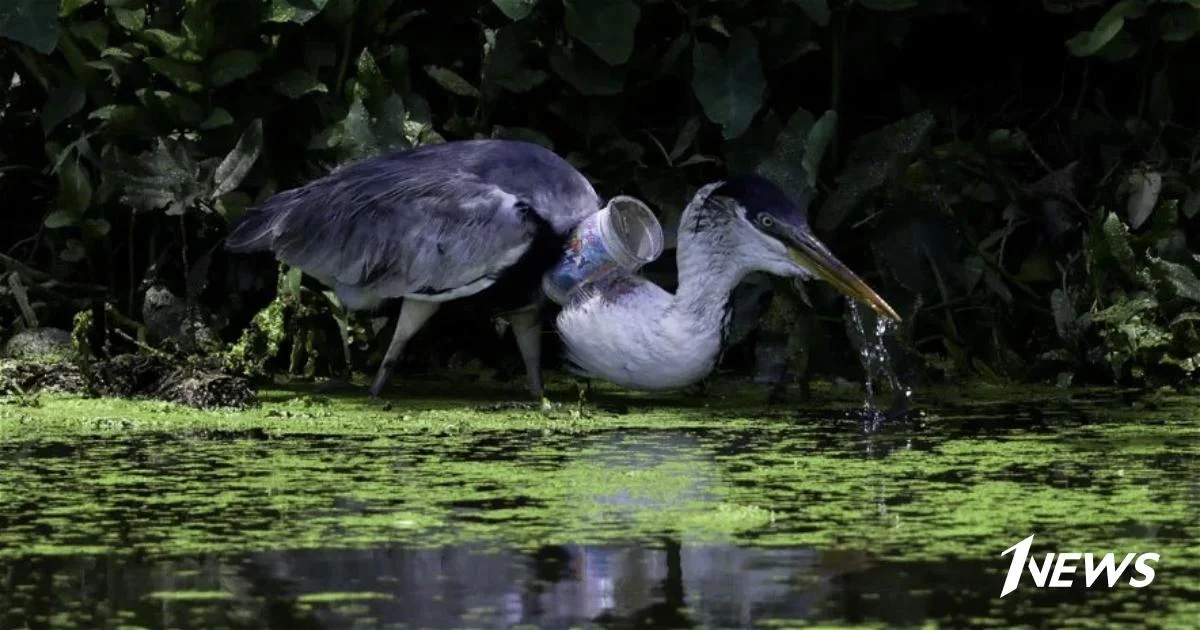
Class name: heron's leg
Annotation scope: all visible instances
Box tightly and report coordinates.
[505,308,545,400]
[369,299,441,397]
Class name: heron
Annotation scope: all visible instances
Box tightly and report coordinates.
[224,139,601,399]
[555,175,899,391]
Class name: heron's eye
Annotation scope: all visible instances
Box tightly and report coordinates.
[758,214,775,228]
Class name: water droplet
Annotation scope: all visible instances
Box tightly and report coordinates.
[845,300,912,431]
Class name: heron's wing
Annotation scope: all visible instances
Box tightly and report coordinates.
[230,169,547,303]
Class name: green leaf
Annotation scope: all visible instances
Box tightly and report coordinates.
[756,109,815,205]
[483,25,549,93]
[209,49,259,87]
[364,0,396,28]
[493,0,537,20]
[353,49,394,114]
[692,28,766,140]
[1091,295,1157,323]
[670,117,701,161]
[423,65,480,98]
[180,1,213,61]
[1183,188,1200,219]
[54,158,93,218]
[89,104,155,137]
[564,0,640,66]
[282,266,304,297]
[215,191,252,220]
[61,0,94,17]
[138,89,204,126]
[1171,312,1200,326]
[139,28,186,55]
[659,32,691,75]
[267,0,330,24]
[212,119,264,199]
[1125,169,1162,229]
[701,15,730,37]
[1066,0,1146,56]
[60,239,87,263]
[109,138,207,215]
[41,81,87,134]
[1151,256,1200,303]
[723,112,782,174]
[491,125,553,150]
[857,0,918,9]
[273,69,328,99]
[145,57,205,92]
[1149,68,1172,122]
[69,20,108,50]
[1043,0,1108,14]
[110,8,146,32]
[803,110,837,188]
[324,0,357,25]
[316,93,410,161]
[1050,288,1077,341]
[44,210,79,229]
[1159,6,1200,41]
[790,0,830,26]
[0,0,60,54]
[817,110,935,232]
[385,9,426,34]
[550,43,625,95]
[983,268,1013,304]
[1101,211,1140,279]
[200,107,234,129]
[304,40,338,70]
[1095,30,1140,61]
[82,218,110,239]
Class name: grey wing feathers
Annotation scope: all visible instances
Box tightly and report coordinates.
[229,173,535,306]
[225,140,601,308]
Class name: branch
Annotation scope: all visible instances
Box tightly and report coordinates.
[0,252,109,294]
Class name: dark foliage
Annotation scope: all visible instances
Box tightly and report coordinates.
[2,0,1198,390]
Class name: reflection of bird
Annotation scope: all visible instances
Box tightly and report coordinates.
[557,175,898,391]
[224,139,600,398]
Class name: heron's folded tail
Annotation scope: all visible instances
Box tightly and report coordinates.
[224,208,279,253]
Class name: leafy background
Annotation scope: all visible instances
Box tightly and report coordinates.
[1,0,1199,392]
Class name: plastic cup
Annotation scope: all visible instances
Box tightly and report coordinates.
[542,196,664,305]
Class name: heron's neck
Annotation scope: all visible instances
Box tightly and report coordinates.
[670,228,749,340]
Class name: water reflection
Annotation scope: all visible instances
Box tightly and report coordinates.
[1,542,875,629]
[2,393,1197,628]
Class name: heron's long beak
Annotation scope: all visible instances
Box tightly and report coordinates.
[783,225,901,322]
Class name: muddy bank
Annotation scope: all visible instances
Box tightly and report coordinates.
[0,354,255,409]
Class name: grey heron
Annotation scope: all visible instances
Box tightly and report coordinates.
[225,139,600,399]
[556,175,899,391]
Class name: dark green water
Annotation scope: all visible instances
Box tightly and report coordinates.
[1,387,1197,629]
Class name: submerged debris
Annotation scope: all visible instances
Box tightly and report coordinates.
[1,354,256,410]
[142,284,222,354]
[0,359,87,395]
[3,327,74,361]
[153,367,256,410]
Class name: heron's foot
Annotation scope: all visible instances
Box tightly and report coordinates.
[682,381,708,398]
[367,396,395,412]
[314,378,359,394]
[574,380,590,417]
[472,398,555,413]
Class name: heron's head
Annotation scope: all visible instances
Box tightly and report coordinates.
[702,175,900,322]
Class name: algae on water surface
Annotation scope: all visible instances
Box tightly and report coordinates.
[0,383,1197,628]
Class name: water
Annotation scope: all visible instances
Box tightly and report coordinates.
[846,301,913,430]
[1,388,1198,629]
